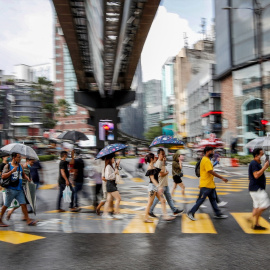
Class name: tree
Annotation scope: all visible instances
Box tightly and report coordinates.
[56,99,72,131]
[144,125,162,141]
[31,77,58,129]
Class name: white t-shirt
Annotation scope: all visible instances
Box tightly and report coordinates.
[104,165,116,180]
[155,159,168,187]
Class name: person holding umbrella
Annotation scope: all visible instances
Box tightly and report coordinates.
[144,152,175,223]
[102,153,123,219]
[0,152,36,226]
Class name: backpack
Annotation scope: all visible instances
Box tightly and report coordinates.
[0,163,20,188]
[195,159,202,177]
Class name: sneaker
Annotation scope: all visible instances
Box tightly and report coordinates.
[70,207,81,212]
[199,204,207,209]
[113,214,124,220]
[173,209,184,216]
[149,212,158,218]
[217,201,228,207]
[102,214,114,219]
[186,212,196,221]
[253,225,266,230]
[214,214,228,219]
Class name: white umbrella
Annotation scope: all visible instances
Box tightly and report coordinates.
[1,143,39,160]
[245,136,270,150]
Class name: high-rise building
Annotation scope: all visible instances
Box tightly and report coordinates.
[54,18,93,135]
[174,39,216,140]
[143,79,162,132]
[215,0,270,154]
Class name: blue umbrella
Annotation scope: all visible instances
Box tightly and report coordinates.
[149,135,184,148]
[96,143,128,159]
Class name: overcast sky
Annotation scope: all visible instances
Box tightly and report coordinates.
[0,0,213,81]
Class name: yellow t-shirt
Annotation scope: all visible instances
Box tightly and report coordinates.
[199,156,215,189]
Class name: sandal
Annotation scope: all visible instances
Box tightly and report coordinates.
[27,220,38,226]
[144,219,154,223]
[163,216,176,221]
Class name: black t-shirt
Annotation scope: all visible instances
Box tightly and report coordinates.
[59,160,69,185]
[249,160,266,191]
[145,168,161,184]
[74,158,85,183]
[0,162,7,177]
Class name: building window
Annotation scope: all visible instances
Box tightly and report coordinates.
[55,87,61,91]
[55,36,61,40]
[56,79,62,83]
[81,119,87,123]
[80,111,87,115]
[56,71,62,74]
[56,62,61,66]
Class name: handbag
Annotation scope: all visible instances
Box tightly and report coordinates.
[172,167,183,178]
[115,173,122,184]
[0,163,20,188]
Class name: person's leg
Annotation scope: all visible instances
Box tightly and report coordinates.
[69,184,76,209]
[208,189,222,216]
[145,191,156,222]
[6,206,20,220]
[171,182,177,197]
[0,189,17,226]
[94,184,102,207]
[149,193,160,214]
[156,192,174,220]
[111,191,121,214]
[163,186,177,213]
[74,183,82,208]
[103,193,113,216]
[215,189,221,203]
[0,205,8,226]
[57,184,65,210]
[178,182,185,195]
[189,188,209,215]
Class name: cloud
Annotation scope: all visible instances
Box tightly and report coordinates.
[0,0,53,74]
[141,6,200,82]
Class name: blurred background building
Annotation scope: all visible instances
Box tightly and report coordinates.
[143,79,162,132]
[215,0,270,154]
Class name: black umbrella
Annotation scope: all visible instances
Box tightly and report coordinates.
[57,131,89,142]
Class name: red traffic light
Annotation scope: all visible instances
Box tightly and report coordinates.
[103,124,109,130]
[261,120,268,125]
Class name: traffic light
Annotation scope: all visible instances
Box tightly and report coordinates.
[252,120,261,135]
[260,119,268,135]
[103,124,110,140]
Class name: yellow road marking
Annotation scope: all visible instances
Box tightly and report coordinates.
[182,213,217,234]
[0,231,45,244]
[173,199,196,204]
[231,212,270,234]
[183,175,198,179]
[122,215,158,233]
[39,184,57,190]
[175,190,229,195]
[215,185,248,188]
[173,194,198,199]
[44,210,76,213]
[131,177,144,182]
[215,189,243,192]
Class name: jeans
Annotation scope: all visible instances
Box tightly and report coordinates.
[189,187,222,216]
[57,183,75,210]
[4,188,26,207]
[74,182,88,208]
[150,186,177,214]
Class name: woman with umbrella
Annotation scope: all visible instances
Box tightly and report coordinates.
[102,153,123,219]
[144,152,175,223]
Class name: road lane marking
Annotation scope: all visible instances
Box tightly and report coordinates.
[131,177,144,182]
[122,215,158,233]
[182,213,217,234]
[215,189,243,192]
[231,212,270,234]
[183,175,198,179]
[175,190,229,195]
[173,194,198,199]
[39,184,57,190]
[0,231,45,244]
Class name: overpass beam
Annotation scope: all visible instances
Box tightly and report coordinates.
[74,90,135,110]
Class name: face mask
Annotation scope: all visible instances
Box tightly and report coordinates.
[6,157,11,162]
[28,164,31,168]
[260,154,266,163]
[209,153,214,159]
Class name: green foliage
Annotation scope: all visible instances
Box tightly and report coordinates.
[144,126,162,141]
[57,99,72,118]
[38,155,57,162]
[17,116,31,123]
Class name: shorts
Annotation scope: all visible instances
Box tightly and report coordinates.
[148,183,158,193]
[250,189,270,209]
[106,180,118,193]
[173,175,182,184]
[4,188,26,207]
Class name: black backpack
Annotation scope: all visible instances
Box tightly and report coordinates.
[195,159,202,177]
[0,163,20,188]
